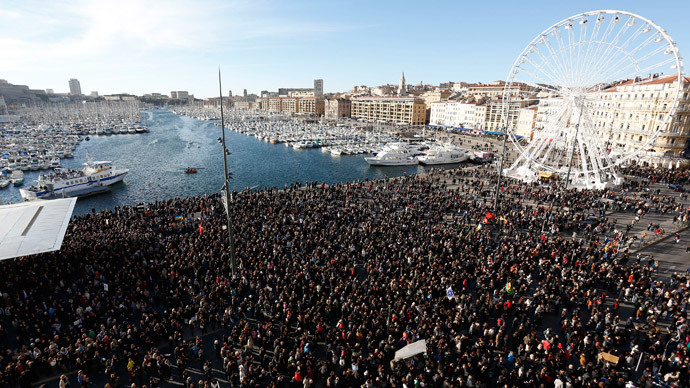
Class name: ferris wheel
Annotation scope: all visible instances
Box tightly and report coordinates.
[502,10,684,189]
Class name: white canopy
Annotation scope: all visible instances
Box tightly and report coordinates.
[394,339,427,361]
[0,198,76,261]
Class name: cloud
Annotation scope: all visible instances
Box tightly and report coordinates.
[0,0,371,94]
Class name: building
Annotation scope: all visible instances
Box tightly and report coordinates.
[68,79,82,95]
[591,75,690,157]
[282,98,299,113]
[350,97,426,125]
[473,104,487,130]
[298,97,325,116]
[467,80,534,100]
[484,99,535,131]
[288,90,315,98]
[325,98,351,120]
[278,88,311,97]
[268,98,283,112]
[429,101,476,128]
[314,79,323,98]
[46,89,54,95]
[170,91,189,99]
[234,101,255,110]
[0,79,40,105]
[515,106,538,138]
[90,91,99,97]
[398,72,407,96]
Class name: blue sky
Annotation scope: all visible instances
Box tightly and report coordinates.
[0,0,687,98]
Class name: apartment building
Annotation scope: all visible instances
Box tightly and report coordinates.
[429,101,476,128]
[591,75,690,156]
[350,97,427,125]
[325,98,351,120]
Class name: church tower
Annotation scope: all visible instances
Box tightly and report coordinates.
[398,72,407,96]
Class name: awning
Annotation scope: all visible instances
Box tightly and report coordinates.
[482,131,507,135]
[0,198,77,261]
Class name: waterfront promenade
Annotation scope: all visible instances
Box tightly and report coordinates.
[1,163,690,388]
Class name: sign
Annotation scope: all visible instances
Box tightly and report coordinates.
[394,339,427,361]
[599,352,620,364]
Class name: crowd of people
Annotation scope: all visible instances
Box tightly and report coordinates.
[1,164,690,388]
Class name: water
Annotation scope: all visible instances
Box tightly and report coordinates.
[1,109,453,215]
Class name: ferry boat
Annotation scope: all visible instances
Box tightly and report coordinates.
[19,157,129,201]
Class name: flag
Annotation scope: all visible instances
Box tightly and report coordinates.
[476,223,483,231]
[446,287,455,300]
[174,214,184,221]
[485,212,495,220]
[499,216,508,223]
[199,221,203,234]
[506,282,514,295]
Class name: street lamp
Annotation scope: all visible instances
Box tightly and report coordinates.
[218,69,238,278]
[494,129,508,212]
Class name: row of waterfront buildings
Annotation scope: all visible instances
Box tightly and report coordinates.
[3,74,690,157]
[221,74,690,157]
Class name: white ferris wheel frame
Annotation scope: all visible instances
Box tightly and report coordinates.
[502,10,684,179]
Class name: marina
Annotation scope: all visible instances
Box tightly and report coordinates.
[0,109,470,214]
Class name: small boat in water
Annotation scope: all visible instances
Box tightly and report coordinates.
[184,167,198,174]
[0,177,10,189]
[10,170,24,186]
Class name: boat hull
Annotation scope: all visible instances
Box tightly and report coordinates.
[418,155,469,165]
[364,157,418,166]
[19,169,128,201]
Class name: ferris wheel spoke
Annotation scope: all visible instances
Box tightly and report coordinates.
[580,113,614,169]
[578,19,604,87]
[586,19,637,83]
[514,67,561,92]
[589,24,650,84]
[598,53,673,87]
[553,31,576,86]
[574,18,592,86]
[582,17,623,88]
[532,43,571,89]
[539,35,573,87]
[521,55,568,89]
[584,19,620,79]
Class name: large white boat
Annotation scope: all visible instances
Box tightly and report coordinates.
[19,157,129,201]
[417,144,470,165]
[365,142,422,166]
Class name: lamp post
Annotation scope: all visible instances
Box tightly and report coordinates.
[218,69,238,278]
[565,105,584,189]
[494,130,508,212]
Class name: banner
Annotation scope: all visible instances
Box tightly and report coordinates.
[394,339,427,361]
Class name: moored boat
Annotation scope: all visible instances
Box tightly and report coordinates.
[19,156,129,201]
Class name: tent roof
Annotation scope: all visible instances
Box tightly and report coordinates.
[0,198,76,261]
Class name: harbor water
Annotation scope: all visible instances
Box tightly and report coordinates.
[0,109,452,215]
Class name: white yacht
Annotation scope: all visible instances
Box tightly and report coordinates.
[50,157,61,169]
[417,144,470,165]
[19,157,129,201]
[365,142,421,166]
